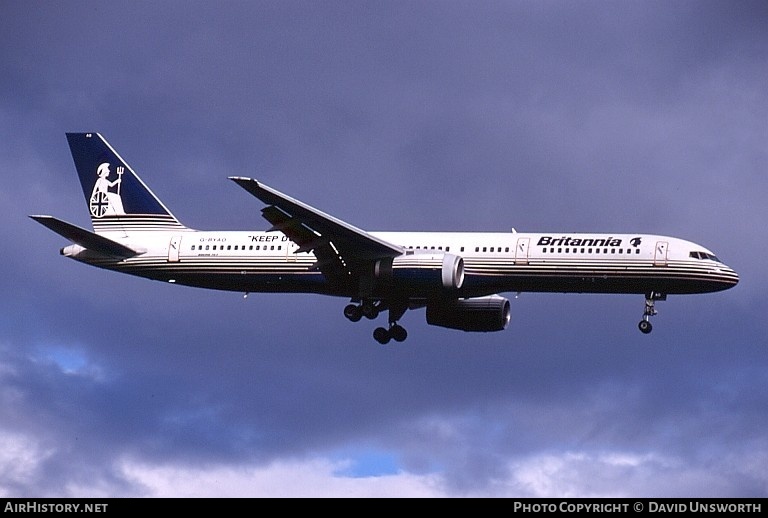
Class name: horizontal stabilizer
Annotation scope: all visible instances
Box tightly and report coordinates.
[29,215,140,258]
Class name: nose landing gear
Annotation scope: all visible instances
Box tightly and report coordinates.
[638,292,665,334]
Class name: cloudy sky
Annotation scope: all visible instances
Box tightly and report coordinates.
[1,0,767,497]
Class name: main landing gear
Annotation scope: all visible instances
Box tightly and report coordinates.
[638,291,665,334]
[372,324,407,345]
[343,300,381,322]
[344,299,408,344]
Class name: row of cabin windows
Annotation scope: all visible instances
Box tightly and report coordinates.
[406,246,513,253]
[476,247,511,253]
[189,243,642,256]
[190,244,282,251]
[407,245,453,252]
[542,247,640,255]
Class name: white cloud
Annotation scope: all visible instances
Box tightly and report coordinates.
[118,457,445,498]
[0,431,54,494]
[69,447,768,497]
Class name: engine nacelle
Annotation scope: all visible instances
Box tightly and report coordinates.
[375,253,464,294]
[426,295,511,332]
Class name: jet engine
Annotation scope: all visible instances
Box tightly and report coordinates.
[426,295,511,332]
[374,253,464,294]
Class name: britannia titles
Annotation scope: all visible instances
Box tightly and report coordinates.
[537,236,623,248]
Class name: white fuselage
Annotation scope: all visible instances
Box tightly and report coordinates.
[64,229,739,300]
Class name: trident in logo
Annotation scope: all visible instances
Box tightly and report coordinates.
[116,166,124,195]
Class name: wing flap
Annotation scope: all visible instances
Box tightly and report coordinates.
[261,205,319,243]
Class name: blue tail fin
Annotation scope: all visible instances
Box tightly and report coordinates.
[66,133,188,233]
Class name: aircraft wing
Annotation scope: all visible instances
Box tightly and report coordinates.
[229,177,403,280]
[29,215,140,258]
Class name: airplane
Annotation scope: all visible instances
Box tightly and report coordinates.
[31,133,739,344]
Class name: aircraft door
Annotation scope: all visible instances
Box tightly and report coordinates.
[654,241,668,266]
[168,235,182,262]
[286,241,297,262]
[515,237,530,265]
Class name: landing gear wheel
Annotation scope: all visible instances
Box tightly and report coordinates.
[344,304,362,322]
[638,320,652,334]
[390,324,407,343]
[373,327,391,345]
[362,302,379,320]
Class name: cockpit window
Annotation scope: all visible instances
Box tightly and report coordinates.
[690,251,721,262]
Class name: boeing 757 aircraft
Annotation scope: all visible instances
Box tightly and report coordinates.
[31,133,739,343]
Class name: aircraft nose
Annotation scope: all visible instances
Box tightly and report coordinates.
[720,264,739,288]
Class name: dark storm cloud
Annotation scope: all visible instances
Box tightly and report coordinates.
[1,0,767,496]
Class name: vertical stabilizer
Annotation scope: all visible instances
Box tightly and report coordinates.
[66,133,189,233]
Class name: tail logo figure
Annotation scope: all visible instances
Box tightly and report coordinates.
[90,163,125,217]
